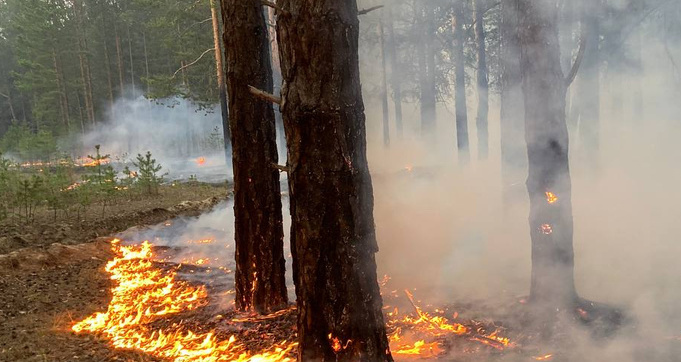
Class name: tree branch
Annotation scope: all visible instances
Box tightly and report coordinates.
[261,1,290,16]
[272,163,290,172]
[248,85,282,105]
[172,48,215,78]
[565,30,587,87]
[0,92,8,99]
[358,5,384,15]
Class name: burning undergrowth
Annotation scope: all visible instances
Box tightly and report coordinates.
[70,201,562,361]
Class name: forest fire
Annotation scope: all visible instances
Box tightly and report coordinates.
[79,157,110,167]
[545,191,558,204]
[72,239,296,361]
[196,157,206,166]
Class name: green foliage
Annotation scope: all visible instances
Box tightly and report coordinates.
[0,123,57,160]
[132,151,166,195]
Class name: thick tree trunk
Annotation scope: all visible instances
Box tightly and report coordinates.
[221,0,287,313]
[575,0,601,160]
[417,1,436,136]
[385,4,403,138]
[379,21,390,147]
[500,0,526,206]
[277,0,393,360]
[453,1,470,163]
[474,0,489,160]
[210,0,231,163]
[518,0,577,308]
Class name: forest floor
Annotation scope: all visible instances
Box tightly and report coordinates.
[0,182,230,361]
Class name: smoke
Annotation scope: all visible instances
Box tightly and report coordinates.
[81,94,230,182]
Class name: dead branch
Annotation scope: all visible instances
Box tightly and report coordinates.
[172,48,215,78]
[261,1,289,16]
[0,92,8,99]
[272,163,290,173]
[248,85,282,105]
[565,30,587,87]
[358,5,384,15]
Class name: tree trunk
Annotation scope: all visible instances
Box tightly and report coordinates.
[210,0,231,164]
[277,0,393,360]
[474,0,489,160]
[417,1,436,136]
[575,0,601,161]
[500,0,526,206]
[385,4,403,138]
[518,0,577,308]
[143,31,150,94]
[379,21,390,147]
[52,48,70,130]
[127,27,136,96]
[115,24,125,96]
[221,0,287,313]
[453,0,470,163]
[73,0,95,126]
[104,38,115,110]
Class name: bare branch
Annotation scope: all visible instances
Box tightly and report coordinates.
[172,48,215,78]
[272,163,290,172]
[261,1,289,16]
[358,5,384,15]
[248,85,282,105]
[565,31,587,87]
[0,92,8,99]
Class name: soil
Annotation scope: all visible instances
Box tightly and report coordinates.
[0,183,229,361]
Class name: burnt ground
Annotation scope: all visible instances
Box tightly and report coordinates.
[0,183,229,362]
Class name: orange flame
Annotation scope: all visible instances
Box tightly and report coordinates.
[196,157,206,166]
[72,239,296,361]
[545,191,558,204]
[534,354,554,360]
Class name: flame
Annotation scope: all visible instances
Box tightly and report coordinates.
[393,340,441,357]
[196,157,206,166]
[72,239,296,361]
[534,354,554,360]
[545,191,558,204]
[189,238,215,245]
[540,224,553,235]
[80,157,110,167]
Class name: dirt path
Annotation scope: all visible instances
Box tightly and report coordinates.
[0,185,228,362]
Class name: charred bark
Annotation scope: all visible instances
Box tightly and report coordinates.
[221,0,287,313]
[518,0,577,308]
[453,0,470,163]
[500,0,526,206]
[474,0,489,160]
[276,0,393,360]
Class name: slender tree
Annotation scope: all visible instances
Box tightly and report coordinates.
[209,0,231,163]
[221,0,287,313]
[500,0,526,206]
[474,0,489,160]
[277,0,393,359]
[453,0,470,162]
[385,3,403,138]
[417,0,437,136]
[379,20,390,147]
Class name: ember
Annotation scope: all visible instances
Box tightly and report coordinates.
[534,353,554,360]
[545,191,558,204]
[196,157,206,166]
[540,224,553,235]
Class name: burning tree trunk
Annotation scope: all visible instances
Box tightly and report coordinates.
[210,0,231,163]
[453,0,470,163]
[221,0,287,313]
[276,0,393,360]
[500,0,526,206]
[474,0,489,160]
[518,0,578,308]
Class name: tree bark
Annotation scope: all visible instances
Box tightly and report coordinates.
[474,0,489,160]
[73,0,95,126]
[52,48,70,130]
[518,0,578,308]
[115,24,125,96]
[104,38,115,110]
[385,4,403,138]
[221,0,287,313]
[500,0,526,206]
[210,0,231,163]
[379,20,390,147]
[453,0,470,163]
[127,27,136,96]
[276,0,393,360]
[143,31,150,94]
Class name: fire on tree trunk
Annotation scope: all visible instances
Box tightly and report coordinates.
[221,0,287,313]
[518,0,578,308]
[276,0,393,360]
